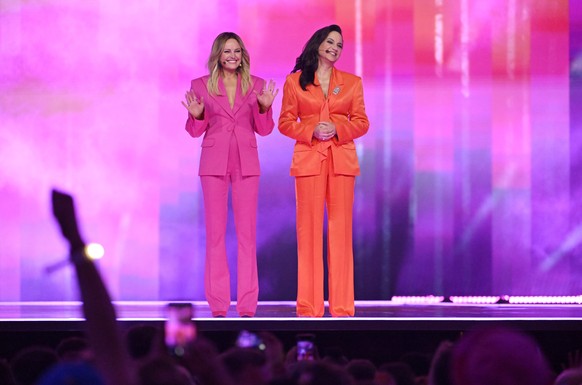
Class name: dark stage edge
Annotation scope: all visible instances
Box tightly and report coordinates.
[2,300,582,333]
[4,300,582,370]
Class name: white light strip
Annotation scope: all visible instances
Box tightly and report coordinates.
[506,0,517,79]
[391,296,445,304]
[449,296,501,304]
[460,0,470,97]
[434,0,444,77]
[354,0,363,77]
[390,296,582,305]
[509,296,582,304]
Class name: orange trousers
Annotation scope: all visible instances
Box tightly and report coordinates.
[295,149,355,317]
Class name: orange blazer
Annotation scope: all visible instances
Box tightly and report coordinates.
[278,68,369,176]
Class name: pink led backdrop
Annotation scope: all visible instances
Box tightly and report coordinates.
[0,0,578,301]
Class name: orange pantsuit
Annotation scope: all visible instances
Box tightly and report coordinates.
[278,69,369,317]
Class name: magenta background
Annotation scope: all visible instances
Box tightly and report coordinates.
[1,0,579,301]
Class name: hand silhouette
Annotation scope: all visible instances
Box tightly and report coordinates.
[51,189,86,254]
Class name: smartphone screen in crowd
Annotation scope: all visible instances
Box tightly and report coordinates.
[164,302,196,356]
[296,333,316,361]
[236,330,265,350]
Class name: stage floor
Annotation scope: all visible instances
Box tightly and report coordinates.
[2,300,582,332]
[3,300,582,370]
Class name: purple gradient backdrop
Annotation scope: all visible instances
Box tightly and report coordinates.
[0,0,578,301]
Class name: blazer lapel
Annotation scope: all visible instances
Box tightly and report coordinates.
[327,68,345,108]
[310,70,344,102]
[232,77,256,116]
[232,77,245,115]
[310,73,325,101]
[208,77,235,118]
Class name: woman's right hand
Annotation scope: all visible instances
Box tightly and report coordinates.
[182,90,205,119]
[313,121,336,141]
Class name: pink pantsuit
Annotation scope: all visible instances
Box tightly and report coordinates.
[185,75,274,317]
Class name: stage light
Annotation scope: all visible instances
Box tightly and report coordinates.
[85,243,105,260]
[507,296,582,304]
[391,296,445,304]
[391,295,582,305]
[448,296,501,304]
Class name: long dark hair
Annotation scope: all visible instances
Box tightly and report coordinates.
[292,24,342,91]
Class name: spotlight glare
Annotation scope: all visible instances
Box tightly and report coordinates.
[85,243,105,260]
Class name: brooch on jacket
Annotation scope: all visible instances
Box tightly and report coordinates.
[332,86,341,95]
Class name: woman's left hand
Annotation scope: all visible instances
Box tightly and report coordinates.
[314,121,336,141]
[256,80,279,112]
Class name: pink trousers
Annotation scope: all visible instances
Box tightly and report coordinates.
[200,135,259,317]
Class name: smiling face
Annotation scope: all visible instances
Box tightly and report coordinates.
[318,31,343,64]
[220,38,242,73]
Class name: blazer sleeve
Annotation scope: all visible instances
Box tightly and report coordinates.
[185,79,209,138]
[251,78,275,137]
[278,75,315,145]
[335,77,369,144]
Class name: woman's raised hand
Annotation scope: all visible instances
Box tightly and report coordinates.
[256,79,279,112]
[182,90,205,119]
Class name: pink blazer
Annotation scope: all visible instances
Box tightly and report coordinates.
[185,75,274,176]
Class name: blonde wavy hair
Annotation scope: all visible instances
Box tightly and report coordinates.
[207,32,252,96]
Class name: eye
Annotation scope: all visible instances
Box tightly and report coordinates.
[234,49,242,54]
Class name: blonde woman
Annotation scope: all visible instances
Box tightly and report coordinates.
[182,32,278,317]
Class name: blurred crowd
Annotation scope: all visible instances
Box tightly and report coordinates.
[1,321,582,385]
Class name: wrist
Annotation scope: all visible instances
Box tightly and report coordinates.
[70,245,91,265]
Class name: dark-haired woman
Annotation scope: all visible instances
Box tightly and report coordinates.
[182,32,278,317]
[278,25,369,317]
